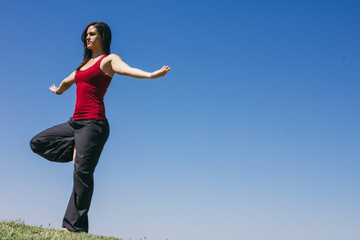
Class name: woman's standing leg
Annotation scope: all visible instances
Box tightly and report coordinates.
[62,119,109,232]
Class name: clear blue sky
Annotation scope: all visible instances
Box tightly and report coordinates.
[1,0,359,239]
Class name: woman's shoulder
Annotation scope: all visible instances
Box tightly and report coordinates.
[100,54,121,77]
[101,54,119,65]
[106,53,122,61]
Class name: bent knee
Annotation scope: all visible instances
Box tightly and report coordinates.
[30,136,41,152]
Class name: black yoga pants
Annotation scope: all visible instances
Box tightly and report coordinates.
[30,117,109,232]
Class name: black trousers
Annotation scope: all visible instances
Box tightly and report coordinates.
[30,117,109,232]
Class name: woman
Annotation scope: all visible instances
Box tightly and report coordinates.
[30,22,170,233]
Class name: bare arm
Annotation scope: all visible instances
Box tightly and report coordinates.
[109,54,170,79]
[49,71,76,94]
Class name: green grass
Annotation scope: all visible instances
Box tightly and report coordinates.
[0,219,123,240]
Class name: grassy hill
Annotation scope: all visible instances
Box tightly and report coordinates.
[0,219,122,240]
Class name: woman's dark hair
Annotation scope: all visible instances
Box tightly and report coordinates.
[76,22,112,72]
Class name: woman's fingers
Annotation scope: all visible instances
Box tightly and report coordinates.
[150,66,170,78]
[160,66,170,74]
[49,84,58,93]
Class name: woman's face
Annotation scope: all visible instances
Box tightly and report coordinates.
[86,25,103,50]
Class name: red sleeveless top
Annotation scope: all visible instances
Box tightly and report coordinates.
[73,55,112,120]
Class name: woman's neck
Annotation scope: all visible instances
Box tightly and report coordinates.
[91,49,106,59]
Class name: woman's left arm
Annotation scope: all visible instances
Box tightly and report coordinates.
[109,54,170,79]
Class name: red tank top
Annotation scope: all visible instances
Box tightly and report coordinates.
[73,55,112,120]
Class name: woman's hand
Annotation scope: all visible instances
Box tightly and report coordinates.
[49,84,60,94]
[49,72,75,95]
[150,66,171,79]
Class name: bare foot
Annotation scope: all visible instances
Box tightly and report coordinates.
[60,228,70,233]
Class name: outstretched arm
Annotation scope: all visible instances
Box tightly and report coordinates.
[49,71,76,94]
[109,54,170,79]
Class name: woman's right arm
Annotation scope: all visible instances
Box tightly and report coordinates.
[49,71,76,95]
